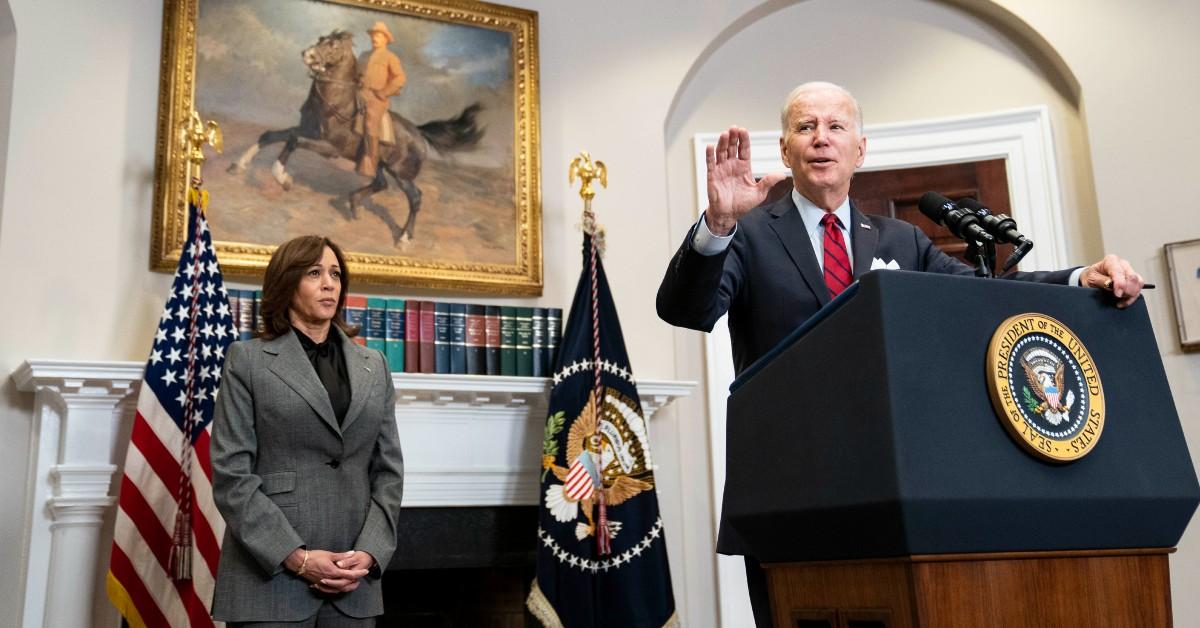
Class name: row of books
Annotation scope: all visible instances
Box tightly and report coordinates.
[226,290,564,376]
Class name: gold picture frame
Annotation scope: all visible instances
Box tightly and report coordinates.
[151,0,541,294]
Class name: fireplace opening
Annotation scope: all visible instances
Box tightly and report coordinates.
[381,506,539,627]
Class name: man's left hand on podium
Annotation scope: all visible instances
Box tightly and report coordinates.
[1079,254,1145,308]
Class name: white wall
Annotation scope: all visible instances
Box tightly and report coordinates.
[0,0,1196,626]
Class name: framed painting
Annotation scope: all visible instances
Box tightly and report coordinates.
[1164,237,1200,352]
[151,0,541,294]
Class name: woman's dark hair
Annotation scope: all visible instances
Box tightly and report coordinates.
[258,235,358,340]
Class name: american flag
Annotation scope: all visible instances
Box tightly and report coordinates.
[107,196,235,627]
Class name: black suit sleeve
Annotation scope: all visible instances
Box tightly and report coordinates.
[657,221,743,333]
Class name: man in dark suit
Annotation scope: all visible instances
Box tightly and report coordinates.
[656,81,1145,626]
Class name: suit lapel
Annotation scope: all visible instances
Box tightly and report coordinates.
[339,328,375,432]
[766,195,829,307]
[265,331,340,435]
[850,204,879,279]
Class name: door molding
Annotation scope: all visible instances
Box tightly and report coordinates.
[691,105,1068,627]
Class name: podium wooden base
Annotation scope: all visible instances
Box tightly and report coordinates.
[764,548,1174,628]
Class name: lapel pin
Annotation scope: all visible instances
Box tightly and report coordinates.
[860,222,871,230]
[364,366,372,373]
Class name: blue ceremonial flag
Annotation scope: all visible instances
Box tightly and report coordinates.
[528,234,677,628]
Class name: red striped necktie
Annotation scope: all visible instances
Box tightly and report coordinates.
[821,213,852,298]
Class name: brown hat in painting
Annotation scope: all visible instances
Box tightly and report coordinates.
[367,21,394,44]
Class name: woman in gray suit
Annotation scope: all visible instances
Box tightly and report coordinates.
[211,235,404,627]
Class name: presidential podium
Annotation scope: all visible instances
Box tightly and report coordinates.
[723,271,1200,628]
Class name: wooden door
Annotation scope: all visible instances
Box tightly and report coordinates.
[850,159,1015,270]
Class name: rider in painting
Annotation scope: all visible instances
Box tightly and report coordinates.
[356,21,406,177]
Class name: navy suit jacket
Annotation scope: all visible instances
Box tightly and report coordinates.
[656,195,1076,555]
[658,194,1075,377]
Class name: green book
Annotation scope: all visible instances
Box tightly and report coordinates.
[515,306,534,376]
[366,297,387,354]
[500,306,517,376]
[384,298,405,372]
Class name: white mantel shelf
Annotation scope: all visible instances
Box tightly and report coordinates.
[12,358,695,628]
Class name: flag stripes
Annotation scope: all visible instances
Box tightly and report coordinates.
[108,546,170,628]
[108,200,234,627]
[564,459,595,501]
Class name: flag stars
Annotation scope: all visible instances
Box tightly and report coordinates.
[172,327,186,344]
[149,349,163,366]
[175,390,189,406]
[161,370,178,387]
[214,325,227,340]
[206,260,219,276]
[201,322,215,339]
[216,302,230,319]
[204,302,215,319]
[174,305,189,321]
[154,327,168,345]
[166,347,182,364]
[201,345,213,361]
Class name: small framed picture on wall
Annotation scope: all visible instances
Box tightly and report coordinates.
[1164,237,1200,352]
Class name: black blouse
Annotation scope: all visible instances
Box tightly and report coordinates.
[293,326,350,425]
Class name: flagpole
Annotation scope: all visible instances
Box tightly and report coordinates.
[568,151,613,554]
[168,111,223,581]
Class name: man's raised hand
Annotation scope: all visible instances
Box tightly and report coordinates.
[705,126,787,235]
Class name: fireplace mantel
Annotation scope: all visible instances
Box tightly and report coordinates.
[13,359,694,628]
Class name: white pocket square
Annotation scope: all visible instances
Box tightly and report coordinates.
[870,257,901,270]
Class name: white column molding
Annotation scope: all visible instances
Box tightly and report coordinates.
[13,360,694,625]
[13,360,141,628]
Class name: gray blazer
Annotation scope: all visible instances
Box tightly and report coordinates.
[210,327,404,622]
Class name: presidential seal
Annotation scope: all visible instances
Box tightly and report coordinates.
[986,313,1105,462]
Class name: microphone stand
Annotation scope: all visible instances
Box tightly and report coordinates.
[965,238,997,278]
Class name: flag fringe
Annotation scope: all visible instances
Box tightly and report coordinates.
[105,571,148,628]
[526,579,682,628]
[526,580,564,628]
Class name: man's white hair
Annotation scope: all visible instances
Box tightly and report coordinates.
[779,81,864,135]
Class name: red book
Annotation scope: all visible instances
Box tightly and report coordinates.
[419,300,436,374]
[484,305,501,375]
[404,301,420,373]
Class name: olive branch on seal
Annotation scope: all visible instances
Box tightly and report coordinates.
[541,411,566,481]
[1022,386,1041,415]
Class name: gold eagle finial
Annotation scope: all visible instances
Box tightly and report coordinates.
[568,151,607,201]
[181,110,224,183]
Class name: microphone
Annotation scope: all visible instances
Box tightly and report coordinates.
[955,197,1033,272]
[917,192,994,244]
[955,198,1031,247]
